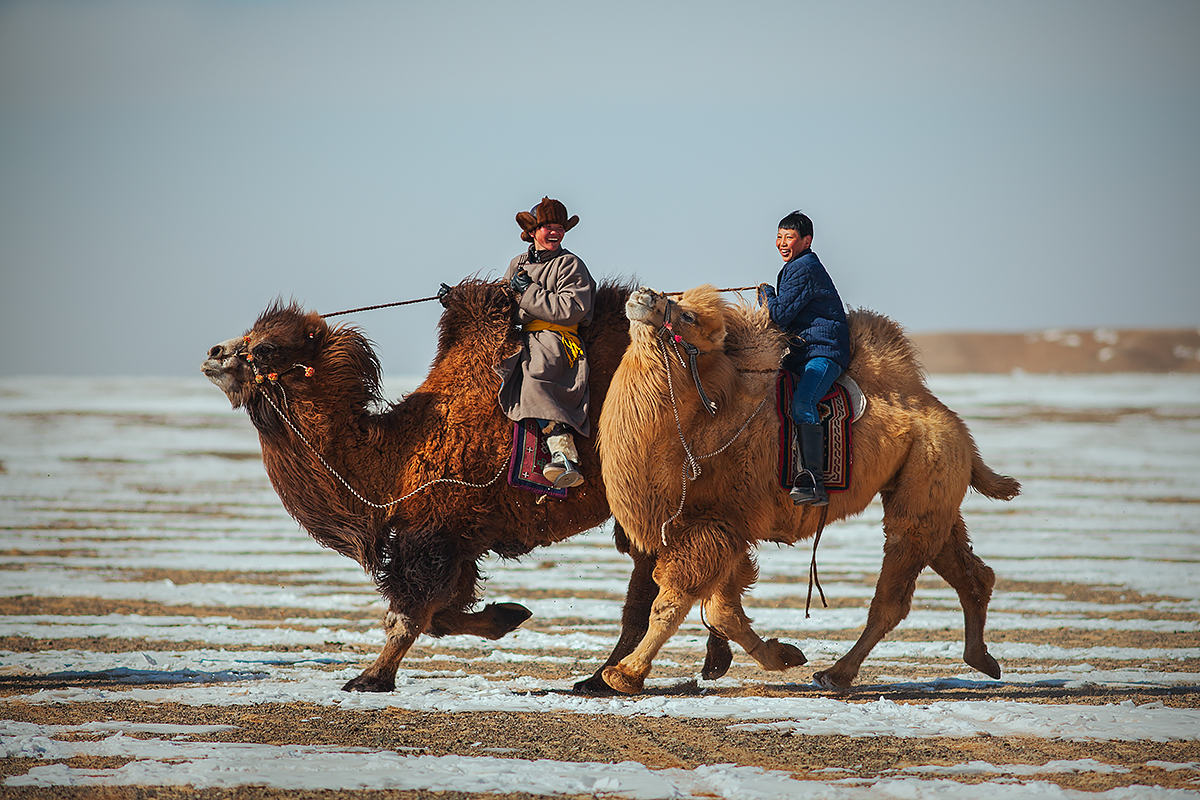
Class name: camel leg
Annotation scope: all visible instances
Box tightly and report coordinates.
[929,513,1001,680]
[574,524,733,694]
[574,547,659,694]
[429,603,532,639]
[424,558,532,640]
[813,512,953,691]
[345,528,464,693]
[342,605,432,692]
[601,523,744,695]
[703,551,807,674]
[601,582,697,695]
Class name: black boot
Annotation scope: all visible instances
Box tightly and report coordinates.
[789,422,828,506]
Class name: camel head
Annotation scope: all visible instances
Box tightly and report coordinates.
[625,285,729,355]
[201,300,381,410]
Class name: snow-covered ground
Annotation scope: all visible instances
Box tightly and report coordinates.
[1,373,1198,798]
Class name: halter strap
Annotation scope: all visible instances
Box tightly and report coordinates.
[661,298,717,416]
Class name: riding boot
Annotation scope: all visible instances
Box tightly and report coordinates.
[789,422,829,506]
[543,430,585,489]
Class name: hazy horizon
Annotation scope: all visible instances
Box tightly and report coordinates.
[2,1,1197,378]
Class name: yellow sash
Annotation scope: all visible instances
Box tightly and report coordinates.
[523,320,585,367]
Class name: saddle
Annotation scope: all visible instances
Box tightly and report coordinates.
[775,371,861,493]
[507,419,569,499]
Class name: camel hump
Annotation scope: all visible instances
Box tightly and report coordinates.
[845,308,927,392]
[970,449,1021,501]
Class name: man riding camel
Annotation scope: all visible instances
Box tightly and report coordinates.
[499,197,596,488]
[443,197,596,490]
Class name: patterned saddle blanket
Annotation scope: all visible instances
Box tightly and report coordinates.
[774,371,855,493]
[507,418,569,500]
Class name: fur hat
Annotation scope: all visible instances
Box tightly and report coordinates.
[516,197,579,242]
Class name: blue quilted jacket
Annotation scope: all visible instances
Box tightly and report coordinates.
[762,248,850,372]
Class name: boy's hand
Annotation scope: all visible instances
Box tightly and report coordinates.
[436,283,453,307]
[757,283,775,307]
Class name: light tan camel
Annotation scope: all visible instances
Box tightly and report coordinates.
[598,286,1020,694]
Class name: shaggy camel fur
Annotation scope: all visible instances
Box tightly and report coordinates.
[201,280,730,693]
[598,286,1021,694]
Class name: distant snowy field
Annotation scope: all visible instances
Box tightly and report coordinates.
[1,373,1199,798]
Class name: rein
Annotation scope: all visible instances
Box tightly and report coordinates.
[318,285,762,319]
[320,295,439,319]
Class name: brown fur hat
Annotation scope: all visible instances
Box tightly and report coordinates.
[516,197,579,242]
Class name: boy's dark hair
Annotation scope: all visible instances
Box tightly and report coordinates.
[778,210,813,238]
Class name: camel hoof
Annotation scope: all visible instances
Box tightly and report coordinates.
[752,638,808,671]
[812,670,849,691]
[573,673,621,696]
[341,673,395,693]
[967,650,1002,680]
[486,602,533,637]
[702,635,733,680]
[602,666,645,695]
[778,642,807,669]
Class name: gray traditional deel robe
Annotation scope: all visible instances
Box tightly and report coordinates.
[494,247,596,436]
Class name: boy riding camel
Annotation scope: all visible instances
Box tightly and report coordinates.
[758,210,850,506]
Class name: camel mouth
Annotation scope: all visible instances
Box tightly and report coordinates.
[200,358,239,398]
[201,337,248,399]
[625,287,667,326]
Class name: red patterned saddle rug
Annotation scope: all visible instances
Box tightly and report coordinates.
[508,419,569,499]
[775,371,853,493]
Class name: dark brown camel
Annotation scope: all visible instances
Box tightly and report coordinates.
[201,280,731,692]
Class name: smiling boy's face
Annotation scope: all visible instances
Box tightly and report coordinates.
[776,228,812,262]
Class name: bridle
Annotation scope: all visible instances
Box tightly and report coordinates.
[651,294,770,545]
[656,296,718,417]
[649,294,830,617]
[234,336,504,511]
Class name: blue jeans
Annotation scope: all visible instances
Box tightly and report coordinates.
[790,357,843,426]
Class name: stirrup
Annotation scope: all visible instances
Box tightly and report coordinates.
[790,471,828,506]
[543,457,584,489]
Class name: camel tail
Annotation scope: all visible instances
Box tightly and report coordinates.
[970,449,1021,501]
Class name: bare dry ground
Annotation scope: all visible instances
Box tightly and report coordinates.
[2,357,1199,799]
[2,569,1199,799]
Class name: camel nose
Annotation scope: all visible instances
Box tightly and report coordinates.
[208,344,225,359]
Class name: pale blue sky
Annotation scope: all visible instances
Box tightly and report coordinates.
[2,1,1197,378]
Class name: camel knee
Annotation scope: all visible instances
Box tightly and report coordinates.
[382,609,415,639]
